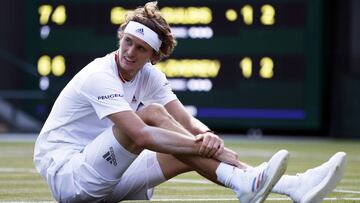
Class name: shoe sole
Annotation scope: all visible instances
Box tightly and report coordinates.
[251,149,289,203]
[300,152,347,203]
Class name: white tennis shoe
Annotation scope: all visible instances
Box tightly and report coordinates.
[234,150,289,203]
[290,152,347,203]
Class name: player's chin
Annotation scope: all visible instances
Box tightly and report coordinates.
[124,62,141,71]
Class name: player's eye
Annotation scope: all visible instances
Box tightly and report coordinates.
[125,37,132,45]
[138,46,146,52]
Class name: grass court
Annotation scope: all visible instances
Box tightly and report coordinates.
[0,136,359,202]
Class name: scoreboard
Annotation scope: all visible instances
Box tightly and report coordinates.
[25,0,324,131]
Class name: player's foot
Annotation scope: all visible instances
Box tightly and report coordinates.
[234,150,289,203]
[290,152,347,203]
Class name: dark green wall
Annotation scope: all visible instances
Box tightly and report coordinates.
[328,0,360,138]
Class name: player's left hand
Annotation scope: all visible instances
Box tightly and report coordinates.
[195,131,224,158]
[214,147,242,167]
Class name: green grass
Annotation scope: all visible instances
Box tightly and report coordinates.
[0,137,359,202]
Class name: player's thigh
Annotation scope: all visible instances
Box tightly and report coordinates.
[82,126,138,180]
[106,150,166,202]
[49,127,138,202]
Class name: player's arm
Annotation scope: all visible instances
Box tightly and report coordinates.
[164,99,242,166]
[164,99,210,135]
[164,100,224,156]
[108,111,204,155]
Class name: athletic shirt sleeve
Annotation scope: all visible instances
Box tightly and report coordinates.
[142,66,177,106]
[79,71,132,119]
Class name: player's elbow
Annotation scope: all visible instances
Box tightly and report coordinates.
[133,126,155,149]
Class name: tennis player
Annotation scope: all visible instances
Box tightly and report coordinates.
[33,2,346,203]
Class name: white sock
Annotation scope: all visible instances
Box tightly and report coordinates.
[215,162,237,187]
[215,162,248,198]
[272,175,299,196]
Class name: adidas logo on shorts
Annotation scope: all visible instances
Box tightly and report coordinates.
[102,147,117,166]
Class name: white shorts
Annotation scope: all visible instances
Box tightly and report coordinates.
[45,127,166,203]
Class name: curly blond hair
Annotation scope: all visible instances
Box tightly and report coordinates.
[118,1,177,62]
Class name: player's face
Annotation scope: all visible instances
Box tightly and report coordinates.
[119,34,155,73]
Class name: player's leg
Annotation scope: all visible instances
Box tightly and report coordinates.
[136,104,346,202]
[154,141,347,203]
[104,150,164,201]
[120,103,289,203]
[157,151,348,203]
[135,104,252,184]
[46,126,142,203]
[106,147,288,203]
[171,150,289,203]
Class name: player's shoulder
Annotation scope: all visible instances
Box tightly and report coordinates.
[77,53,115,79]
[141,62,166,79]
[67,53,117,91]
[88,53,114,72]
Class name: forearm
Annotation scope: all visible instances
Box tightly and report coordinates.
[214,147,253,169]
[175,115,210,136]
[165,100,210,135]
[140,125,201,155]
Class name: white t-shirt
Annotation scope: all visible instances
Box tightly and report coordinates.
[34,52,177,175]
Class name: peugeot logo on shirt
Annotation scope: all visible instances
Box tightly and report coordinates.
[97,93,124,100]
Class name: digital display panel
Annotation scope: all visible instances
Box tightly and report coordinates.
[25,0,324,131]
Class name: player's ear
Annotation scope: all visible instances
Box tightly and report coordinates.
[150,52,160,65]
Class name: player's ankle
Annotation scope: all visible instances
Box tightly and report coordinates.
[215,162,239,188]
[272,174,299,197]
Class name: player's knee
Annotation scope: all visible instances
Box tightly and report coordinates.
[138,103,172,126]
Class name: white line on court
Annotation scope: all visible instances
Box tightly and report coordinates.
[168,178,360,195]
[169,178,211,184]
[334,189,360,194]
[0,168,37,173]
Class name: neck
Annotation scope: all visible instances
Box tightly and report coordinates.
[118,68,134,82]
